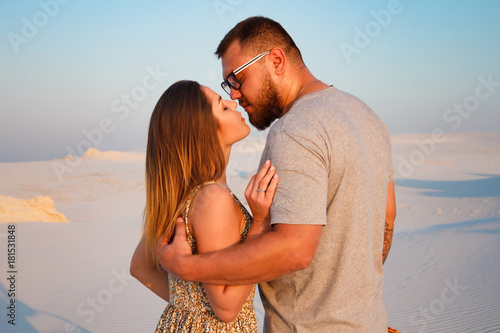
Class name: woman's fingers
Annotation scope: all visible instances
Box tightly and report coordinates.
[244,174,257,198]
[265,173,279,199]
[257,164,276,194]
[245,160,278,203]
[254,160,272,192]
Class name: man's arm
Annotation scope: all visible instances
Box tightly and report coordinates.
[156,219,322,285]
[156,130,328,285]
[382,181,396,264]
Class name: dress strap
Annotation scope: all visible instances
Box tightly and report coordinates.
[211,181,234,196]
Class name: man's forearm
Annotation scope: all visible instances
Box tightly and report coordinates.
[383,181,396,264]
[382,221,393,264]
[182,230,296,285]
[179,224,321,285]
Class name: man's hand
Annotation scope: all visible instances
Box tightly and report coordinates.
[155,217,193,280]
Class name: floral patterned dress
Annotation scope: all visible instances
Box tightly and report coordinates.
[154,181,258,332]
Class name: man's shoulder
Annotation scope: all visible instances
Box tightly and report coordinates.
[274,87,342,137]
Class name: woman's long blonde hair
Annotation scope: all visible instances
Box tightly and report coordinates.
[143,80,226,268]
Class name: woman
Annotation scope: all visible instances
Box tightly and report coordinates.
[130,80,278,332]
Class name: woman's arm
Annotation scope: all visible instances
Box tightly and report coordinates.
[130,234,170,302]
[188,183,256,322]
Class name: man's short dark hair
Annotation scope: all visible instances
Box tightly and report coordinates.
[215,16,303,65]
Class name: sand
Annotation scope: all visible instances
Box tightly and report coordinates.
[0,132,499,332]
[0,195,68,223]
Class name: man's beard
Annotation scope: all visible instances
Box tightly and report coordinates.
[245,74,283,131]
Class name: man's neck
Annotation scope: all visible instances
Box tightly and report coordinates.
[281,72,328,116]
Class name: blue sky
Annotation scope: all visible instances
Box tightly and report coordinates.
[1,0,499,162]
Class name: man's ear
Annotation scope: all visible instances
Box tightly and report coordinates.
[269,47,286,76]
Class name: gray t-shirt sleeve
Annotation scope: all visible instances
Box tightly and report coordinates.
[378,114,395,183]
[268,131,328,226]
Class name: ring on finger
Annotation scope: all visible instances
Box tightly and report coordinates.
[256,188,265,193]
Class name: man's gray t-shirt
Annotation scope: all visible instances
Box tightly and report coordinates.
[258,86,394,332]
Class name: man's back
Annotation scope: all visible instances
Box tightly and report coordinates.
[259,86,393,332]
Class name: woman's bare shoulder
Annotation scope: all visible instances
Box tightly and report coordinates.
[189,183,242,252]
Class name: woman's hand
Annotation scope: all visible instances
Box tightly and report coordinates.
[244,160,279,234]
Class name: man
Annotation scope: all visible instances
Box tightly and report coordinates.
[157,16,396,332]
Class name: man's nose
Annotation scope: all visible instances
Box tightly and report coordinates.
[230,88,242,100]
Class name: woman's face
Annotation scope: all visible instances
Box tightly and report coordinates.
[201,85,251,148]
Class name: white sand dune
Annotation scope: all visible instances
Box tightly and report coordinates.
[0,195,68,223]
[82,148,145,161]
[0,133,499,333]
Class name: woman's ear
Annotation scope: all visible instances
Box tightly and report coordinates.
[268,47,286,76]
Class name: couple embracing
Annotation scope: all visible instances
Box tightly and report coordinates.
[130,16,397,333]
